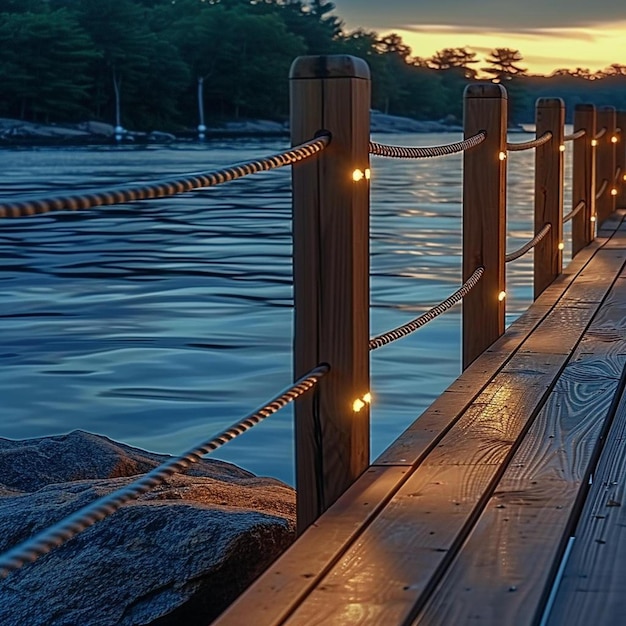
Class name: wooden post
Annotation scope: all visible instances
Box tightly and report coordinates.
[616,111,626,208]
[595,106,616,225]
[571,105,596,256]
[534,98,565,299]
[290,56,371,535]
[462,83,507,369]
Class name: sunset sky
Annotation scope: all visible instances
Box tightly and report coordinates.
[333,0,626,76]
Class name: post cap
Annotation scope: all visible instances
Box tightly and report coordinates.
[464,82,507,99]
[290,55,370,80]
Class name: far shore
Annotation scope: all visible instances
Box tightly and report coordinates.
[0,112,471,147]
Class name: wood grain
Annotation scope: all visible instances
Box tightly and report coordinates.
[290,55,371,533]
[571,105,596,256]
[616,111,626,209]
[214,466,409,625]
[534,98,565,299]
[462,84,507,368]
[596,107,616,226]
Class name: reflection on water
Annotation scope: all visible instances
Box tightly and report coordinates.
[0,134,573,484]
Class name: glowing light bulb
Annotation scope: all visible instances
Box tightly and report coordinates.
[498,291,506,302]
[365,168,371,180]
[352,398,365,412]
[363,392,372,404]
[498,151,507,161]
[623,174,626,181]
[352,169,364,182]
[558,242,565,250]
[591,215,597,222]
[612,135,618,144]
[591,139,598,147]
[611,188,618,196]
[559,144,565,152]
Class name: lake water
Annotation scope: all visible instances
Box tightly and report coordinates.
[0,133,573,485]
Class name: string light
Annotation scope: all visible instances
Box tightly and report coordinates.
[352,392,372,413]
[365,168,371,180]
[352,169,364,182]
[591,139,598,147]
[591,215,597,222]
[498,151,507,161]
[558,242,565,250]
[612,135,618,144]
[559,144,565,152]
[611,188,618,196]
[498,291,506,302]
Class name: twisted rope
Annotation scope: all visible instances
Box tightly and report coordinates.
[596,179,608,200]
[368,132,486,159]
[0,364,329,578]
[595,127,607,140]
[0,134,330,220]
[563,200,585,224]
[369,266,484,351]
[506,131,552,152]
[563,129,586,142]
[505,223,552,263]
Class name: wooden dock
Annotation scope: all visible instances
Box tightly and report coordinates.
[215,208,626,625]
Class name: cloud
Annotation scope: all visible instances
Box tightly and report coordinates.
[333,0,626,30]
[402,23,599,43]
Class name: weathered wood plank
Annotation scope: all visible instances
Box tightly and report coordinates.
[214,466,409,625]
[410,268,626,625]
[413,360,625,626]
[546,371,626,626]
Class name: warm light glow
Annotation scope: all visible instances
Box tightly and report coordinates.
[384,22,626,77]
[611,188,618,196]
[591,215,597,222]
[363,392,372,404]
[365,168,371,180]
[623,174,626,182]
[352,398,365,412]
[559,144,565,152]
[352,169,364,182]
[591,139,598,147]
[612,136,619,144]
[499,151,507,161]
[498,291,506,302]
[558,242,565,250]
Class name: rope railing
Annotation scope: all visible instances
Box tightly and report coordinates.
[596,178,608,200]
[595,127,607,140]
[368,131,486,159]
[563,129,586,142]
[0,363,329,579]
[368,266,484,351]
[506,131,552,152]
[563,200,585,224]
[505,223,552,263]
[0,134,330,220]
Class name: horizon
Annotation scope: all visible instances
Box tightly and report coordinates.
[333,0,626,77]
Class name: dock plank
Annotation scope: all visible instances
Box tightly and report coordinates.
[544,368,626,626]
[411,268,626,625]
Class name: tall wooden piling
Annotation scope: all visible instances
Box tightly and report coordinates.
[571,105,596,256]
[616,111,626,208]
[462,84,507,369]
[534,98,565,299]
[596,106,616,225]
[290,55,371,534]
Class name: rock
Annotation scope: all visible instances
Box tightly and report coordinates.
[148,130,176,143]
[370,110,463,133]
[77,121,116,137]
[0,431,296,625]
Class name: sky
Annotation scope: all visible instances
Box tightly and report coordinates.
[332,0,626,76]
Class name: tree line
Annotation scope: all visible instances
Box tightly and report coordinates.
[1,0,625,130]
